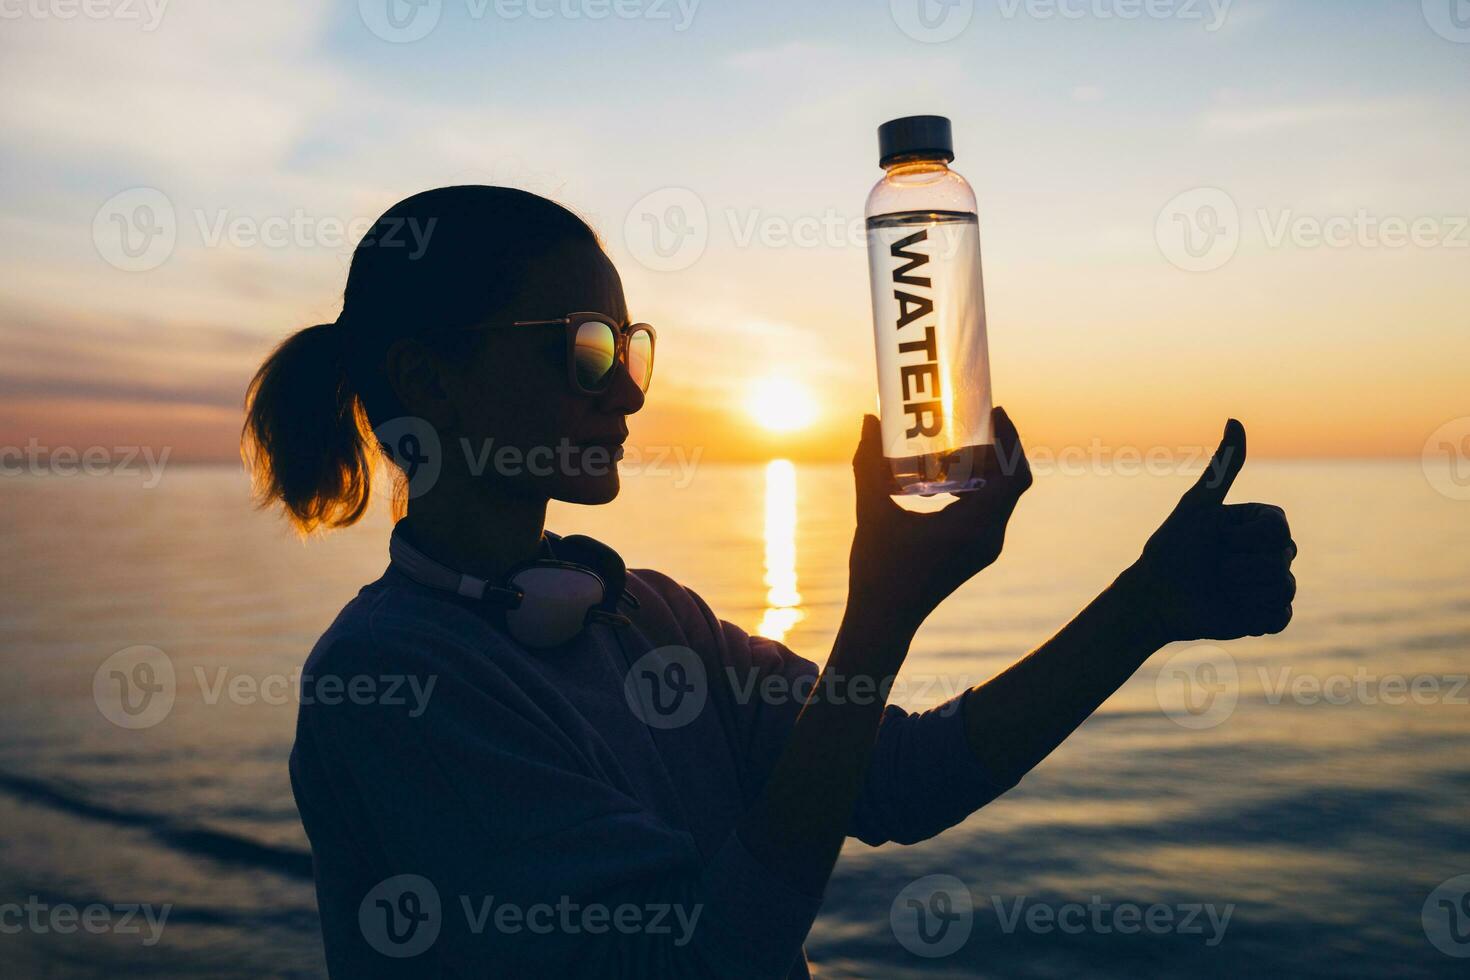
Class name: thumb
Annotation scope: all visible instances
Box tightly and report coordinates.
[1182,419,1247,509]
[852,414,899,520]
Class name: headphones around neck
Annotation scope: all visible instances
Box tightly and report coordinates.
[388,524,639,649]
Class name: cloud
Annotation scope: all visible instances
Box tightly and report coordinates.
[0,299,262,413]
[0,2,342,177]
[1199,98,1424,136]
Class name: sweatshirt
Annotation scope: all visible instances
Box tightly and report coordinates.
[290,528,1010,978]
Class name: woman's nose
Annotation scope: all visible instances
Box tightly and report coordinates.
[597,360,646,415]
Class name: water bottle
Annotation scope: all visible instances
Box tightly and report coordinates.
[864,115,994,495]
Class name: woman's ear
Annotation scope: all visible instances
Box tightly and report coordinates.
[383,338,459,431]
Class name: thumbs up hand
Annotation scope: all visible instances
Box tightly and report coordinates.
[1131,420,1297,643]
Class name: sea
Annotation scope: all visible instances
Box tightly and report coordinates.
[1,458,1467,977]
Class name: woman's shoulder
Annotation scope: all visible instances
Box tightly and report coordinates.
[624,566,724,645]
[625,566,815,676]
[302,569,497,679]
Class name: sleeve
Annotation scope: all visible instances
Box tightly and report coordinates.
[670,583,1013,847]
[294,625,821,979]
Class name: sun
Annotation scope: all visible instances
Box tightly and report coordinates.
[746,375,818,433]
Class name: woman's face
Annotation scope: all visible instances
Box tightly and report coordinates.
[440,238,646,505]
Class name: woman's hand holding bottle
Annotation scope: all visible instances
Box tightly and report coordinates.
[847,406,1034,643]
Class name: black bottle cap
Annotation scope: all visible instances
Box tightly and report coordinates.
[877,115,954,168]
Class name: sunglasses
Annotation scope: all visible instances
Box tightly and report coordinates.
[511,313,656,396]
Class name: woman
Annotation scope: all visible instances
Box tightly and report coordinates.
[245,186,1296,978]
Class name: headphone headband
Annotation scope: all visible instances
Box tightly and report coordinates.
[387,523,634,648]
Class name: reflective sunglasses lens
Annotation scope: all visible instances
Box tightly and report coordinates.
[627,328,653,392]
[572,320,617,390]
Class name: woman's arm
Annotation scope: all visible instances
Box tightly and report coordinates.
[737,605,914,895]
[961,419,1297,788]
[738,411,1033,889]
[959,565,1165,788]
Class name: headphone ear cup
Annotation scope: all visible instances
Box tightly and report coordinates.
[505,565,606,648]
[555,535,627,611]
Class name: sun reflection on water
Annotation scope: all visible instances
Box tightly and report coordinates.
[756,459,804,643]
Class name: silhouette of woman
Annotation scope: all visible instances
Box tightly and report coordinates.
[243,186,1296,978]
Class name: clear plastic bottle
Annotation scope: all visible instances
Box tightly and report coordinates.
[865,115,993,495]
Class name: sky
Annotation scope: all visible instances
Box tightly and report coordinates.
[1,0,1466,463]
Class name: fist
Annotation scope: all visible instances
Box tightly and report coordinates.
[1133,420,1297,643]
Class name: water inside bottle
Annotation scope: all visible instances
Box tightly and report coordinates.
[866,209,994,496]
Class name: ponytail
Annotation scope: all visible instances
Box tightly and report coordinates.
[242,321,377,534]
